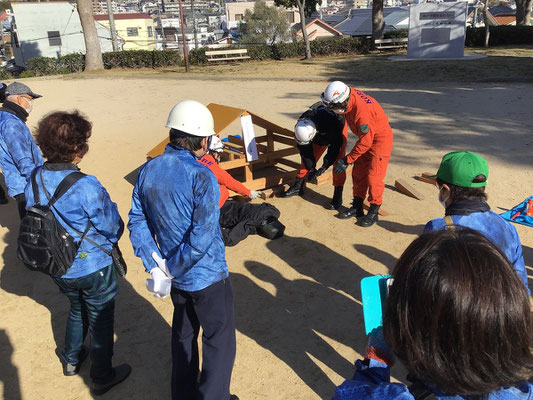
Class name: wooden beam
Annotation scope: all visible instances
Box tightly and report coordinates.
[277,158,301,170]
[244,164,253,183]
[220,158,249,170]
[257,147,299,162]
[394,178,425,200]
[271,134,295,146]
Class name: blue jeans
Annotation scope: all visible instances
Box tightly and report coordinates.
[53,264,118,384]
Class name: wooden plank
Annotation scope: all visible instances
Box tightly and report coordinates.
[271,133,295,146]
[207,56,250,62]
[364,201,389,217]
[394,178,425,200]
[248,113,293,137]
[220,158,249,170]
[205,49,248,55]
[257,147,299,162]
[244,164,253,183]
[416,176,437,185]
[277,158,301,170]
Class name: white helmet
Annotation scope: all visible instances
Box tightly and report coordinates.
[209,136,224,153]
[321,81,350,108]
[294,119,317,145]
[166,100,215,137]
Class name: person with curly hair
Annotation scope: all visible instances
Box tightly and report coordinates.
[24,110,131,396]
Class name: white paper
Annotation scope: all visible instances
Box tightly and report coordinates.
[240,115,258,162]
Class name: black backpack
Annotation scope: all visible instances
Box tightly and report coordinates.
[17,168,89,276]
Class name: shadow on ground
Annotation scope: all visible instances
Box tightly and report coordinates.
[0,201,172,399]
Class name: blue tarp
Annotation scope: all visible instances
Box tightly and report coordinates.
[501,196,533,227]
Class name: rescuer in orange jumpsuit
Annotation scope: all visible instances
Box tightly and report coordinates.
[321,81,393,227]
[198,137,285,245]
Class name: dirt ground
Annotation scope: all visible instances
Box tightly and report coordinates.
[0,70,532,400]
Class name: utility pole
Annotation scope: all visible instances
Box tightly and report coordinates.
[105,0,119,51]
[178,0,190,72]
[157,1,166,48]
[191,0,198,49]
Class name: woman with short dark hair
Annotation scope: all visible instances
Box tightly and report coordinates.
[334,229,533,399]
[25,111,131,396]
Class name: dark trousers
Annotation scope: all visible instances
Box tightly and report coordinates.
[220,201,280,247]
[14,193,26,219]
[0,184,7,202]
[171,278,236,400]
[53,265,118,384]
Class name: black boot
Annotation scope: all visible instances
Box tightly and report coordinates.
[336,196,364,219]
[325,186,343,210]
[358,203,380,227]
[281,178,305,198]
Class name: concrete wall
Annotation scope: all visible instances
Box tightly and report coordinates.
[97,17,156,50]
[11,2,113,67]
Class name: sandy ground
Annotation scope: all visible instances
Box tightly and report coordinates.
[0,75,532,400]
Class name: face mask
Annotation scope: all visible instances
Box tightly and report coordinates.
[26,101,33,114]
[438,187,449,208]
[332,107,345,114]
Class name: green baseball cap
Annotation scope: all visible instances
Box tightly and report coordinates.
[435,151,488,188]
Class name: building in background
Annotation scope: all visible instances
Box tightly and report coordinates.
[10,2,113,68]
[94,13,156,50]
[225,1,300,29]
[293,18,343,40]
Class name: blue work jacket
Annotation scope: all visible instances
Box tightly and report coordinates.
[128,144,228,292]
[0,110,44,196]
[424,210,529,295]
[333,359,533,400]
[24,163,123,279]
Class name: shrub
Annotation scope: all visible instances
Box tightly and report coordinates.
[25,57,62,76]
[0,68,13,79]
[465,25,533,46]
[188,47,208,65]
[60,53,85,73]
[384,29,408,39]
[245,44,273,60]
[153,49,181,67]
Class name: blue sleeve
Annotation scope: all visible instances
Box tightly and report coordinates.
[83,176,123,244]
[333,359,413,400]
[424,218,445,233]
[127,176,161,272]
[4,121,42,180]
[165,170,220,278]
[508,226,530,295]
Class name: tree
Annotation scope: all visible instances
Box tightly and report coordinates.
[372,0,385,48]
[275,0,320,59]
[77,0,104,70]
[515,0,532,25]
[240,0,291,46]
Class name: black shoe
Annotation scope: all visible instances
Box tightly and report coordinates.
[92,364,132,396]
[281,178,305,198]
[358,203,380,227]
[62,345,89,376]
[325,186,343,210]
[230,395,240,400]
[336,197,364,219]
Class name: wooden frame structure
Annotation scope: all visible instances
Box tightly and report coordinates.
[146,103,300,191]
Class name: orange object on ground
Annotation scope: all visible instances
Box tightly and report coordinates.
[198,153,250,207]
[511,211,521,220]
[343,88,394,204]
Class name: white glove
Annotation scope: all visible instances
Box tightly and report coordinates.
[146,252,174,298]
[249,190,266,200]
[151,252,174,278]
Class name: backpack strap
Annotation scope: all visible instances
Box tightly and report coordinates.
[30,167,41,205]
[407,375,438,400]
[39,170,86,207]
[444,215,455,230]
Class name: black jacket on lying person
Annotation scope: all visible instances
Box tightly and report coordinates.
[297,103,346,171]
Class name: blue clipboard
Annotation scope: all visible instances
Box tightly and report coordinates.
[360,275,392,335]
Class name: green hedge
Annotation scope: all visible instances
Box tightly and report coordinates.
[22,50,181,76]
[384,29,408,39]
[189,37,370,65]
[465,25,533,46]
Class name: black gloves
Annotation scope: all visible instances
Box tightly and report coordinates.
[307,166,327,182]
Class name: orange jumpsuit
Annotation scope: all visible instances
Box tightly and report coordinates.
[198,154,250,208]
[343,88,393,205]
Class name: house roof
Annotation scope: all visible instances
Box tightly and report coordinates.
[335,7,408,36]
[94,13,152,21]
[494,15,516,25]
[293,18,343,36]
[488,5,515,16]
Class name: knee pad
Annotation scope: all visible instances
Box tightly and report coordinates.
[257,217,285,240]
